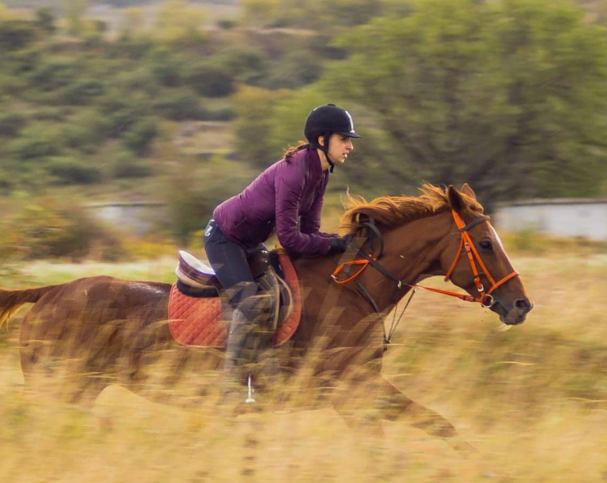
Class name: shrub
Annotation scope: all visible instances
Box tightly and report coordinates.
[215,48,269,85]
[27,57,80,92]
[34,7,57,35]
[217,18,237,29]
[10,123,64,160]
[61,78,105,105]
[4,46,42,76]
[61,110,110,154]
[152,89,205,121]
[265,49,323,89]
[0,167,15,191]
[0,18,38,52]
[182,59,234,98]
[97,88,154,137]
[0,197,125,261]
[200,104,235,121]
[0,110,27,137]
[120,116,159,154]
[110,149,153,179]
[147,47,187,87]
[45,156,103,185]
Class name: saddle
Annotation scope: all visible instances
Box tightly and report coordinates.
[168,250,302,348]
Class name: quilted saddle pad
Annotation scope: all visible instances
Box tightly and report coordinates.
[168,253,301,348]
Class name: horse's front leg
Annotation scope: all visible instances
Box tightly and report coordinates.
[332,372,476,457]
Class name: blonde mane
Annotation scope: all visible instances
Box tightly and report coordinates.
[340,184,483,235]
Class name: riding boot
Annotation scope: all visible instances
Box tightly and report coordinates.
[222,291,272,405]
[223,282,273,402]
[222,307,250,396]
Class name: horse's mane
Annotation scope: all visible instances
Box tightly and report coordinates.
[340,183,483,235]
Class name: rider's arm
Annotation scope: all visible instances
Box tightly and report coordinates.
[299,185,324,235]
[275,165,331,255]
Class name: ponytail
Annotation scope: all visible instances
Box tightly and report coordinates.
[283,141,309,162]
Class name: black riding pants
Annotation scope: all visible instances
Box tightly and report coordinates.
[203,219,264,306]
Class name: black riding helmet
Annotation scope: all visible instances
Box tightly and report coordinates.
[304,104,361,173]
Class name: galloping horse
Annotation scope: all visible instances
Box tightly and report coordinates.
[0,184,532,454]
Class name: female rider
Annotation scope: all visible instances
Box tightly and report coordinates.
[203,104,361,396]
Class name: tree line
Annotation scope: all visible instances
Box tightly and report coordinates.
[0,0,606,241]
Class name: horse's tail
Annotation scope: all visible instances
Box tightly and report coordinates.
[0,285,60,330]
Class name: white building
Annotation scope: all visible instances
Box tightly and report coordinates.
[494,199,607,241]
[86,201,168,236]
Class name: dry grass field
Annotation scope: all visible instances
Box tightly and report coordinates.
[1,248,607,482]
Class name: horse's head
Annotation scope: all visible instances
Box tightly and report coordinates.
[339,184,533,326]
[443,184,533,325]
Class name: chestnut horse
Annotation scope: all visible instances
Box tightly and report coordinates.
[0,184,532,454]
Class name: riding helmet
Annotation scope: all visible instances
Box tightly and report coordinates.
[304,104,361,147]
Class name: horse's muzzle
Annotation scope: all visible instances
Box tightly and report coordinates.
[494,297,533,325]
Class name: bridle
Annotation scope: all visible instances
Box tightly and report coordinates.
[330,210,520,346]
[443,210,519,307]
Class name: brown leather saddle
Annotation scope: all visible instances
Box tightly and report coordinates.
[174,249,295,332]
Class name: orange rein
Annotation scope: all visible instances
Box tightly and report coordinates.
[331,210,519,307]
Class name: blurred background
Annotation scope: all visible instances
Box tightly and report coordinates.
[1,0,607,481]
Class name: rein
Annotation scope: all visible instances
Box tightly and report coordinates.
[330,210,519,347]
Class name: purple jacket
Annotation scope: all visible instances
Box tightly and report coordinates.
[213,146,332,255]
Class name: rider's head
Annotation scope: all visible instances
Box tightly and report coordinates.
[304,104,361,172]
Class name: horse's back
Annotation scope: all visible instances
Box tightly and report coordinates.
[19,276,172,379]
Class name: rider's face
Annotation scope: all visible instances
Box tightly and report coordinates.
[319,133,354,166]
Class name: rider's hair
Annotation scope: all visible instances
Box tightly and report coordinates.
[283,141,309,162]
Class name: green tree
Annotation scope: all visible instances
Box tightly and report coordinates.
[322,0,607,202]
[265,49,323,89]
[267,85,326,149]
[35,7,57,35]
[233,85,294,168]
[181,59,234,97]
[0,18,38,51]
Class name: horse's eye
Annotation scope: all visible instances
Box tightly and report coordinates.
[479,240,493,251]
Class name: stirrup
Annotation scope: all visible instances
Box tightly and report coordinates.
[246,374,255,404]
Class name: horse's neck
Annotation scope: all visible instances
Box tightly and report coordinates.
[365,212,454,310]
[290,211,454,315]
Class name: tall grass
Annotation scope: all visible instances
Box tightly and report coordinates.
[1,251,607,482]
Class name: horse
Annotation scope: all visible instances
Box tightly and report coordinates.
[0,184,532,455]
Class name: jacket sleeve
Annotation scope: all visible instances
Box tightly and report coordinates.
[299,186,324,235]
[275,164,331,255]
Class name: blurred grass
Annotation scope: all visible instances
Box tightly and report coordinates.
[1,249,607,481]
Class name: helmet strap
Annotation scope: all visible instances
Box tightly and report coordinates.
[321,132,335,173]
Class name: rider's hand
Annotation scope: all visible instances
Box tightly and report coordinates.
[328,236,349,255]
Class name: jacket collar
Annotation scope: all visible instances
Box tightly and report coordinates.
[306,145,324,177]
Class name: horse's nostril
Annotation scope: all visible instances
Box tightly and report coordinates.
[515,298,533,312]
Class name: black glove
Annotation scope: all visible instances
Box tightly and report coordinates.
[328,236,349,255]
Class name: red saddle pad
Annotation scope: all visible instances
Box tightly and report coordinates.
[168,254,302,348]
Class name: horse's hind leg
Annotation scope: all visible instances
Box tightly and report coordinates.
[21,355,110,407]
[19,321,113,410]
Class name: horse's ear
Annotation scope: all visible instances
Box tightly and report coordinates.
[460,183,476,200]
[448,185,466,213]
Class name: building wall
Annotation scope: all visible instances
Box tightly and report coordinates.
[85,202,168,236]
[494,199,607,240]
